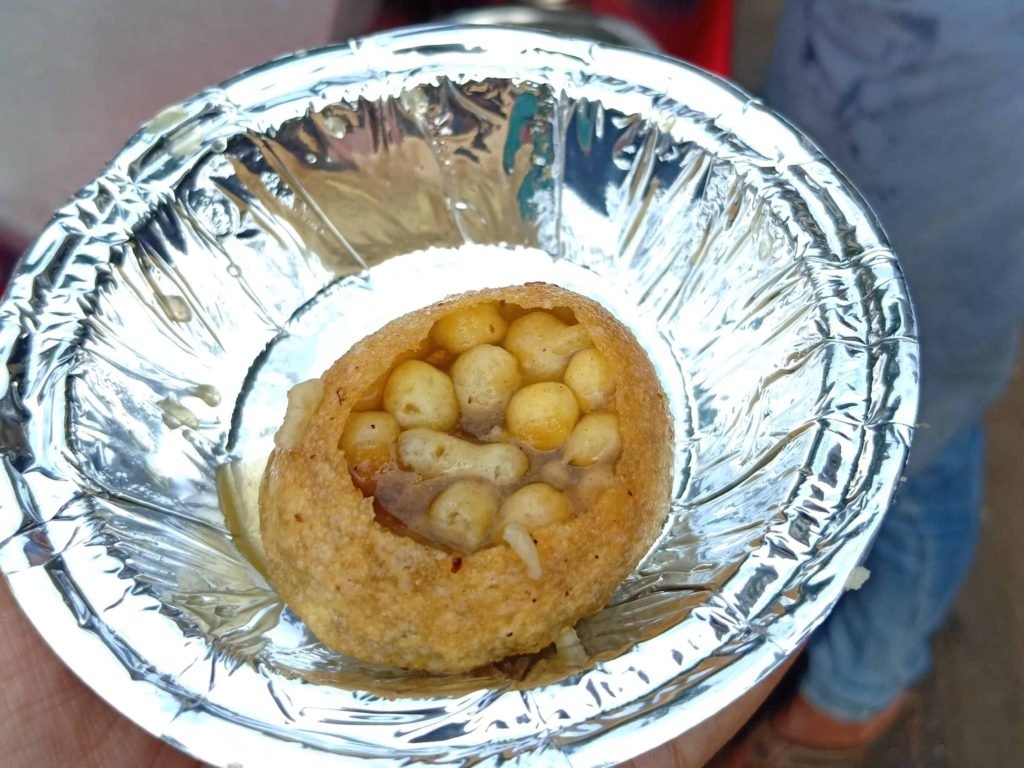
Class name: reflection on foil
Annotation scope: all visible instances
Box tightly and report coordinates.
[0,26,916,768]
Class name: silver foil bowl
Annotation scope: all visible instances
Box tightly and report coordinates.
[0,26,918,767]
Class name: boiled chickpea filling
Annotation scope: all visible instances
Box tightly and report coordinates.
[339,301,623,574]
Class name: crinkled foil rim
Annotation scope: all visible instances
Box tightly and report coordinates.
[0,25,918,767]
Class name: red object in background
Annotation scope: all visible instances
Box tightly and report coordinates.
[592,0,733,76]
[371,1,734,77]
[0,228,24,292]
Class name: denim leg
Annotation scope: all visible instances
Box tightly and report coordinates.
[799,425,985,720]
[762,0,1015,723]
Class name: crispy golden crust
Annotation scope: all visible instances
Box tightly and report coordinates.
[259,284,672,673]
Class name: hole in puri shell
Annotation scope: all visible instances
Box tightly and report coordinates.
[346,301,602,558]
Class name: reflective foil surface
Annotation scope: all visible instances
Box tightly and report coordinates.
[0,26,917,767]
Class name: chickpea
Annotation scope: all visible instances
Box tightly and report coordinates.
[498,483,572,532]
[563,413,622,467]
[383,360,459,431]
[503,311,592,381]
[340,411,400,470]
[506,382,580,451]
[427,479,498,552]
[399,428,529,484]
[564,348,615,412]
[352,372,387,412]
[430,302,508,354]
[575,464,619,510]
[274,378,324,450]
[451,344,522,435]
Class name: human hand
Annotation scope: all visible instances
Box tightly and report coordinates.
[0,577,198,767]
[2,573,789,767]
[618,654,795,768]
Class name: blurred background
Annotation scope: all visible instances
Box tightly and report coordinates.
[0,2,1020,765]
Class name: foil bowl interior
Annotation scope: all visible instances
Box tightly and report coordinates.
[0,26,917,767]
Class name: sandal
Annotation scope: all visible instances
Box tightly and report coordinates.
[708,692,911,768]
[709,716,867,768]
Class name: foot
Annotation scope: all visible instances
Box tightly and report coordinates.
[772,692,909,751]
[711,692,909,767]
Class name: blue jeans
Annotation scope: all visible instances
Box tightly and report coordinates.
[801,425,984,720]
[765,0,1023,720]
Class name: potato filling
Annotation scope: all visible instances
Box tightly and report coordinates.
[338,301,623,575]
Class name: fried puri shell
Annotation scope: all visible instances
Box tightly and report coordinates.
[259,284,673,673]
